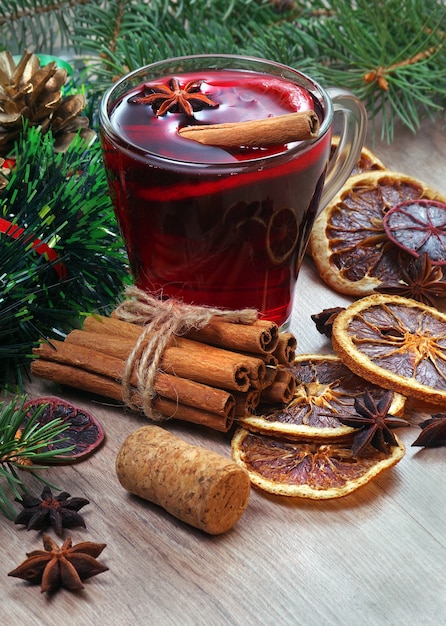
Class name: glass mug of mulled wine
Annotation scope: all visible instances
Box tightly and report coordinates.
[99,55,367,326]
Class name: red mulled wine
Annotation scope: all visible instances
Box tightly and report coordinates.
[100,64,332,325]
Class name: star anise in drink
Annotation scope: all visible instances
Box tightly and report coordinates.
[14,486,89,537]
[412,414,446,447]
[8,534,108,593]
[337,390,409,456]
[311,307,346,338]
[375,252,446,307]
[129,77,219,117]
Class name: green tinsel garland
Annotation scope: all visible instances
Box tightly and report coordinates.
[0,126,130,386]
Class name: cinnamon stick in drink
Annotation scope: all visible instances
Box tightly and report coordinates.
[178,111,320,147]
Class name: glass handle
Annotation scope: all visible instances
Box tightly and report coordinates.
[318,88,368,213]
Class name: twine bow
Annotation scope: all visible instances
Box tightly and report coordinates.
[113,286,258,419]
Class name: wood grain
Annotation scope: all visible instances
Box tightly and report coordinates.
[2,117,446,625]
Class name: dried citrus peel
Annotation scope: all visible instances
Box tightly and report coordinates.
[309,171,446,296]
[232,352,407,499]
[383,198,446,265]
[22,396,105,463]
[238,354,406,441]
[331,294,446,405]
[231,427,405,499]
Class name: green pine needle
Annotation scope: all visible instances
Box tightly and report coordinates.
[0,395,74,519]
[71,0,445,141]
[1,0,445,136]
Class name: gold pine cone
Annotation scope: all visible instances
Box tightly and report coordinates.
[0,50,96,155]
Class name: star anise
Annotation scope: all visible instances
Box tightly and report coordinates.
[14,486,89,537]
[412,414,446,447]
[375,252,446,307]
[311,307,346,338]
[8,533,108,593]
[337,390,409,456]
[129,77,219,117]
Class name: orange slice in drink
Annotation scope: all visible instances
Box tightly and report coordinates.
[309,171,446,296]
[239,354,406,441]
[331,293,446,405]
[231,427,405,499]
[266,207,299,264]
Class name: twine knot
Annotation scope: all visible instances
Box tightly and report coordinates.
[113,286,258,419]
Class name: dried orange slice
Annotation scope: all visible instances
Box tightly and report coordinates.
[238,354,406,441]
[231,427,405,499]
[331,293,446,405]
[309,171,446,296]
[383,199,446,265]
[330,137,386,175]
[22,396,105,463]
[266,207,299,264]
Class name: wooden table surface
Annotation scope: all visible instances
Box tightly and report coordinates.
[2,117,446,625]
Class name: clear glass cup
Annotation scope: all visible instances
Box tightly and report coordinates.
[99,54,367,326]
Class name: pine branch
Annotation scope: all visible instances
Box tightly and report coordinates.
[248,0,446,141]
[305,0,446,141]
[0,0,101,54]
[71,0,284,86]
[80,19,243,93]
[3,0,445,138]
[0,395,73,518]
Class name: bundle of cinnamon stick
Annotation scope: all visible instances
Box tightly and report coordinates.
[31,314,297,432]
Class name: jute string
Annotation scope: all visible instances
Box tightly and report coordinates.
[113,286,258,419]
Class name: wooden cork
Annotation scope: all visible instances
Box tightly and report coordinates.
[115,426,251,534]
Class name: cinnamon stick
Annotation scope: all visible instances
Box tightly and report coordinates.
[272,332,297,364]
[83,315,269,385]
[82,316,269,383]
[178,111,320,147]
[260,353,279,366]
[92,313,279,358]
[32,340,236,420]
[259,367,296,404]
[186,318,279,354]
[233,389,261,417]
[31,359,233,432]
[84,314,142,340]
[151,397,232,432]
[31,359,127,405]
[65,329,258,393]
[164,335,266,389]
